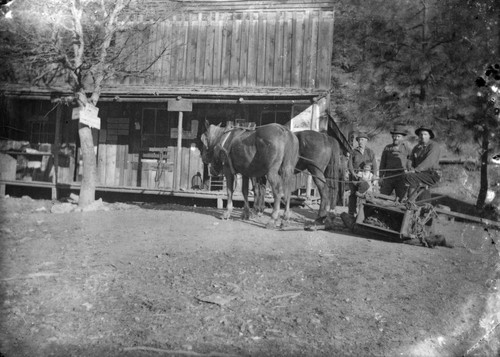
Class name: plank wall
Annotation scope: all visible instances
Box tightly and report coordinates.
[117,10,334,90]
[97,144,203,190]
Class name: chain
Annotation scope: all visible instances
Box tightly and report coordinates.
[407,203,438,246]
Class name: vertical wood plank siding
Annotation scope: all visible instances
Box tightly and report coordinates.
[116,10,333,90]
[88,8,334,192]
[97,144,203,190]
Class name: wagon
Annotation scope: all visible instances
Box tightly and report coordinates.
[343,194,438,245]
[353,193,436,244]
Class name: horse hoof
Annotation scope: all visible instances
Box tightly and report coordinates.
[251,210,264,217]
[280,220,290,229]
[266,221,278,229]
[314,216,327,225]
[304,221,319,231]
[221,214,230,220]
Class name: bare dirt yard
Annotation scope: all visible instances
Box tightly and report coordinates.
[1,193,500,357]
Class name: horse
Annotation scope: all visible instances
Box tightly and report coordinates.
[201,121,299,228]
[294,130,342,223]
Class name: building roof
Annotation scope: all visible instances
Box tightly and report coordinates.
[1,0,335,101]
[174,0,335,12]
[1,83,329,103]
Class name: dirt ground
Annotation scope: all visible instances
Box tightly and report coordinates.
[0,194,500,357]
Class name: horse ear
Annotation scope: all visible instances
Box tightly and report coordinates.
[205,119,210,130]
[200,133,207,147]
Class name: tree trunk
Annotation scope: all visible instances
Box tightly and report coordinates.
[74,89,98,207]
[78,124,97,207]
[419,0,428,102]
[476,127,489,209]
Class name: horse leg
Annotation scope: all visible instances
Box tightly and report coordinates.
[252,177,266,217]
[241,176,251,220]
[266,173,283,228]
[281,168,296,225]
[222,171,234,220]
[282,180,292,225]
[312,174,330,224]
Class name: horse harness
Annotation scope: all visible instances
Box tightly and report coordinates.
[215,128,247,175]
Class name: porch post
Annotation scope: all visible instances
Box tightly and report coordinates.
[52,103,62,200]
[168,97,192,192]
[306,100,320,199]
[175,111,183,191]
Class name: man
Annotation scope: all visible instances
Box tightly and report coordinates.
[347,131,378,216]
[379,124,412,201]
[404,126,441,201]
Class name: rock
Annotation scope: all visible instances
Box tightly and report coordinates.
[51,202,75,214]
[436,204,453,221]
[81,198,109,212]
[68,193,79,203]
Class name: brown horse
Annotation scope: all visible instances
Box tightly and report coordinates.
[201,121,299,228]
[295,130,342,223]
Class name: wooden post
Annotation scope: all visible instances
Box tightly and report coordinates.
[175,111,183,191]
[305,100,319,199]
[52,103,62,200]
[168,97,192,192]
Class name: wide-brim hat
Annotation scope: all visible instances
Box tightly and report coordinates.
[356,131,369,140]
[415,126,435,139]
[390,124,408,136]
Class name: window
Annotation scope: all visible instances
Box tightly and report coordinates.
[141,108,170,148]
[27,101,55,144]
[260,110,291,126]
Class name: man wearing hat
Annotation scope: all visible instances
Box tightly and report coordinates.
[404,126,441,201]
[347,131,378,216]
[379,123,412,201]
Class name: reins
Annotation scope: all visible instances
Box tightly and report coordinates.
[296,154,406,185]
[299,169,406,185]
[210,128,407,186]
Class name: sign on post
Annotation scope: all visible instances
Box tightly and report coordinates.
[72,107,80,120]
[72,104,101,130]
[168,98,193,112]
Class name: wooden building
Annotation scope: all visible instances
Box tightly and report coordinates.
[0,0,337,202]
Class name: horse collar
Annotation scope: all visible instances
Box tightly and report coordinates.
[220,130,233,151]
[217,130,237,175]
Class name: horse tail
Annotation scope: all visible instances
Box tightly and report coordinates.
[280,130,300,195]
[325,137,340,208]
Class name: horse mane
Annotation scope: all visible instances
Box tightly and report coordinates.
[326,114,352,156]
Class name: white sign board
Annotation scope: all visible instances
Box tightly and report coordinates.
[289,105,314,132]
[287,97,327,132]
[79,104,101,130]
[168,98,193,112]
[72,107,80,120]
